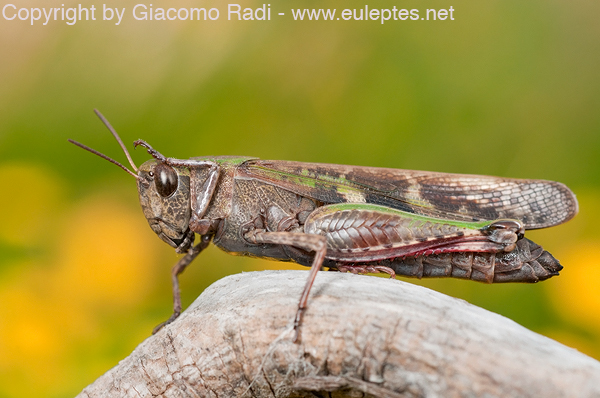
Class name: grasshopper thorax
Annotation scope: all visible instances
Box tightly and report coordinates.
[137,160,194,253]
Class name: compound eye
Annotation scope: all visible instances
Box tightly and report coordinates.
[154,163,178,198]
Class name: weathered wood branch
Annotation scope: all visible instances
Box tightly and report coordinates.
[77,271,600,398]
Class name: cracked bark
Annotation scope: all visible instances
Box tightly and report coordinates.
[77,270,600,398]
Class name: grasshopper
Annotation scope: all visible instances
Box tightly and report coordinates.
[70,110,578,340]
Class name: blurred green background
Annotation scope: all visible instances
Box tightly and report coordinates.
[1,0,599,396]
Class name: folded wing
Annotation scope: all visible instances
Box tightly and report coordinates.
[237,160,578,230]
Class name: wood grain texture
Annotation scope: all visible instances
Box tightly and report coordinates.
[77,271,600,398]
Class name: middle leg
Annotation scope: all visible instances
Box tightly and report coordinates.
[244,230,327,342]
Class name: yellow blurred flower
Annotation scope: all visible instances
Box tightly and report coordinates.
[550,240,600,333]
[0,189,161,398]
[54,195,159,309]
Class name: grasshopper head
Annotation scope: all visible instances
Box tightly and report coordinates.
[69,110,195,254]
[137,160,194,253]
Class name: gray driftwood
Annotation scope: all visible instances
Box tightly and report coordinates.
[77,270,600,398]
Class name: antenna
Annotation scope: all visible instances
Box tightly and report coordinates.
[93,109,138,173]
[68,110,139,179]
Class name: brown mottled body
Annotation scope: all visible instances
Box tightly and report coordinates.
[69,110,578,340]
[133,154,569,337]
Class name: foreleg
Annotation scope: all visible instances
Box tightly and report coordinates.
[153,235,212,334]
